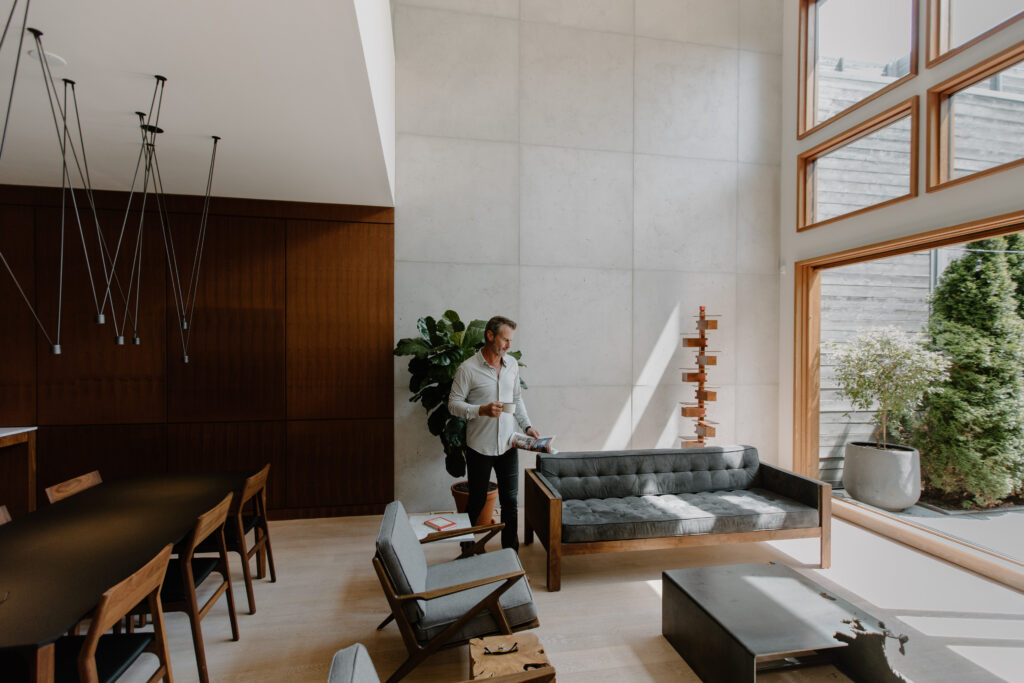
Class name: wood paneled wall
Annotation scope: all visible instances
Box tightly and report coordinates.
[0,185,394,519]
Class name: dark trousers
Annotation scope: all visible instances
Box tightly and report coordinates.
[466,447,519,550]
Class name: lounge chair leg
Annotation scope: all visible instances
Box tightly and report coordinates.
[386,650,429,683]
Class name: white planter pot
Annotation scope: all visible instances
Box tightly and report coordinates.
[842,442,921,512]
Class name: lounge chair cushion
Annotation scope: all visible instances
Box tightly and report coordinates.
[327,643,379,683]
[415,549,537,644]
[376,501,429,622]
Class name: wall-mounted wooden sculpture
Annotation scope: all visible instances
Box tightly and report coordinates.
[681,305,719,447]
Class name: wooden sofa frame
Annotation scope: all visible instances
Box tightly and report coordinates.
[524,463,831,591]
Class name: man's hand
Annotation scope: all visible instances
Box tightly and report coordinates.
[526,427,541,438]
[479,402,503,418]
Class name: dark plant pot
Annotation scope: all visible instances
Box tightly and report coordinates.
[450,481,498,525]
[843,441,921,512]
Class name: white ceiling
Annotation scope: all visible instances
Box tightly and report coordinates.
[0,0,394,207]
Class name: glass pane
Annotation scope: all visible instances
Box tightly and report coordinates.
[949,0,1024,51]
[819,237,1024,567]
[815,0,913,125]
[812,115,913,224]
[949,60,1024,180]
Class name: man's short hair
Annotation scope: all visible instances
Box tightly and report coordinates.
[485,315,517,339]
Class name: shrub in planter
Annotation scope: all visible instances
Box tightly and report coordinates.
[913,237,1024,507]
[832,327,949,510]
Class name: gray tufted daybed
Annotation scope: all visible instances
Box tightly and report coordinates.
[523,445,831,591]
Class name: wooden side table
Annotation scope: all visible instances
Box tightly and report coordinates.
[469,632,555,681]
[0,426,37,516]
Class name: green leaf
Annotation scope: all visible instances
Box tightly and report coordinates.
[416,316,433,341]
[444,449,466,478]
[420,384,447,411]
[463,319,485,350]
[443,310,465,333]
[427,405,449,436]
[394,337,431,358]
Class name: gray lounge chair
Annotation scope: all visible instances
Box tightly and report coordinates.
[373,501,540,683]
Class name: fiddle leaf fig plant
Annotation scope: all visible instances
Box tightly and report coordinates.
[394,310,525,478]
[831,327,949,449]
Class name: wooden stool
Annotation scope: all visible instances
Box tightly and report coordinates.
[469,632,555,681]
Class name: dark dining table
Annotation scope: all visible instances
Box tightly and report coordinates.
[0,471,252,682]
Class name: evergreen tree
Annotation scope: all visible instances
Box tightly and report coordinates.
[913,237,1024,507]
[1001,232,1024,318]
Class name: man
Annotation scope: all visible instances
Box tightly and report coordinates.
[449,315,540,551]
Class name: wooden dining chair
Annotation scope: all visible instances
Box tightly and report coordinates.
[46,470,102,503]
[54,543,174,683]
[160,492,239,683]
[0,504,11,525]
[198,463,277,614]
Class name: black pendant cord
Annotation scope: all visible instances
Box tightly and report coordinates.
[183,135,218,347]
[0,0,22,50]
[0,3,56,347]
[62,77,130,332]
[149,144,189,359]
[56,82,70,349]
[116,113,154,342]
[108,112,150,338]
[0,251,54,346]
[30,29,103,320]
[0,0,30,164]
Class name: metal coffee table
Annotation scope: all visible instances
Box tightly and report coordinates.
[662,562,887,682]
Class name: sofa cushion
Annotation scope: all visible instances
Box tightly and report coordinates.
[376,501,428,622]
[415,549,537,645]
[536,446,759,500]
[559,488,819,543]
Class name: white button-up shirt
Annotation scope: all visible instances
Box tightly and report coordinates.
[448,350,532,455]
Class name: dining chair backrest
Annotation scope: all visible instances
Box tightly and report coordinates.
[239,464,270,511]
[0,504,10,525]
[185,493,234,556]
[79,543,173,683]
[161,491,239,683]
[46,470,103,504]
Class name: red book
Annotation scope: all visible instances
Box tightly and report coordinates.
[424,516,455,531]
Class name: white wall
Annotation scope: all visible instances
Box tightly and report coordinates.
[354,0,397,202]
[777,6,1024,470]
[393,0,785,513]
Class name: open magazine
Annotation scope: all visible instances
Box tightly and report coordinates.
[512,432,558,454]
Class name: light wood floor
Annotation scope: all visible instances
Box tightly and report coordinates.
[120,513,1024,682]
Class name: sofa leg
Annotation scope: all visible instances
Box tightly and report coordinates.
[547,545,561,592]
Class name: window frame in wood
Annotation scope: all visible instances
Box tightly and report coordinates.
[797,97,919,232]
[927,40,1024,192]
[792,209,1024,591]
[798,0,919,139]
[926,0,1024,68]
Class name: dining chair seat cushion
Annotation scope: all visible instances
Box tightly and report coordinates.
[376,501,429,623]
[415,548,537,645]
[161,557,221,601]
[326,643,380,683]
[55,633,155,683]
